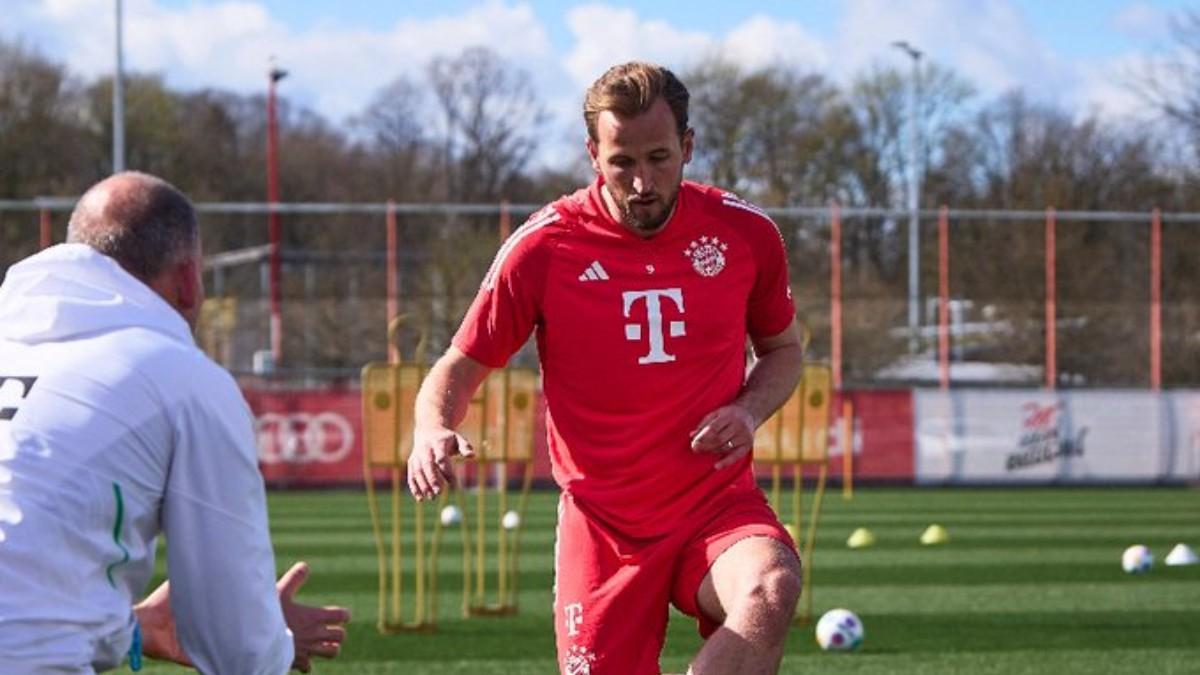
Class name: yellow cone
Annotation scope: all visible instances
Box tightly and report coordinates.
[783,524,801,550]
[920,524,950,545]
[847,527,876,549]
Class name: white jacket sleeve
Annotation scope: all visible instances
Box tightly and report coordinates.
[162,372,293,675]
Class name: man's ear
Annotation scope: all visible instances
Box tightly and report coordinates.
[681,127,695,165]
[586,137,601,174]
[172,256,202,316]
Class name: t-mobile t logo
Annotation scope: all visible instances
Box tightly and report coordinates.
[622,288,686,364]
[564,602,584,637]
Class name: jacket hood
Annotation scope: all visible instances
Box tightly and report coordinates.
[0,243,193,346]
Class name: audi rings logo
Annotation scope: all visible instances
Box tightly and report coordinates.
[256,412,355,465]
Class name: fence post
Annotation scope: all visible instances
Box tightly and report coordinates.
[39,208,52,249]
[830,202,842,390]
[938,206,950,390]
[1044,207,1057,390]
[1150,207,1162,390]
[386,200,399,365]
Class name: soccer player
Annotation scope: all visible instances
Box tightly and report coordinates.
[408,62,804,674]
[0,172,350,673]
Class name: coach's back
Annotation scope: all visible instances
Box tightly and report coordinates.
[0,244,291,674]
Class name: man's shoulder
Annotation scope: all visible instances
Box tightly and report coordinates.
[685,182,778,231]
[505,188,593,250]
[120,327,240,400]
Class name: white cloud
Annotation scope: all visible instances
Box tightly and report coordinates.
[1113,2,1171,42]
[834,0,1156,120]
[0,0,1170,158]
[2,0,555,123]
[564,5,829,88]
[563,4,711,88]
[838,0,1065,94]
[1074,54,1150,121]
[721,15,829,73]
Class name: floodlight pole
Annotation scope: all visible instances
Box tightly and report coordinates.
[113,0,126,172]
[267,60,287,368]
[893,40,923,355]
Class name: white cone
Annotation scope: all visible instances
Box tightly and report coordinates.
[1165,543,1199,566]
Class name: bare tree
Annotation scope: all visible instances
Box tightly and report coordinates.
[0,40,98,197]
[1134,9,1200,151]
[352,76,433,201]
[685,56,856,206]
[427,47,548,202]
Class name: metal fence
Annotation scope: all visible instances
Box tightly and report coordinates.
[3,199,1198,389]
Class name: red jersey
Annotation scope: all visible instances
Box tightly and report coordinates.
[453,178,795,540]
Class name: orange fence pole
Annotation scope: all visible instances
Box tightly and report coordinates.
[1150,207,1162,390]
[499,199,511,241]
[1044,207,1057,390]
[938,206,950,390]
[830,203,842,390]
[386,200,399,364]
[39,208,52,249]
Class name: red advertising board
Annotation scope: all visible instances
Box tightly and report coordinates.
[243,387,912,486]
[839,389,914,480]
[244,387,365,486]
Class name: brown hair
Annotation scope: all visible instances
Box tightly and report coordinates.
[583,61,690,142]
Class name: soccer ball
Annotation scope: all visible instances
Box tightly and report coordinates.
[815,608,864,652]
[1121,545,1153,574]
[501,510,521,530]
[439,505,462,527]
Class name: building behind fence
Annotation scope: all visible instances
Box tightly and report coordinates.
[4,199,1198,390]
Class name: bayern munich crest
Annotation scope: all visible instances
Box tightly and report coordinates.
[564,645,597,675]
[684,236,729,277]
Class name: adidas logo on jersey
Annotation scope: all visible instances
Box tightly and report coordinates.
[578,261,610,282]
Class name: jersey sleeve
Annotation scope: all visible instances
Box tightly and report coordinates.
[163,368,293,675]
[452,209,555,368]
[738,202,796,338]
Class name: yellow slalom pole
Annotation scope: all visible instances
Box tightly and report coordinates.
[364,457,387,631]
[390,466,402,623]
[413,499,425,624]
[497,369,511,607]
[803,462,828,624]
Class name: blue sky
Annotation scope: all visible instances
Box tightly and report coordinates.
[144,0,1188,58]
[2,0,1192,165]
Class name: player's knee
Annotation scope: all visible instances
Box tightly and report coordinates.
[738,562,801,628]
[763,563,802,614]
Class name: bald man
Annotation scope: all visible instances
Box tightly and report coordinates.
[0,172,349,674]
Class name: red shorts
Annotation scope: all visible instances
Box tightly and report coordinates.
[552,487,796,675]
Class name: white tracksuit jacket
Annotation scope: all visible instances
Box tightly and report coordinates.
[0,244,293,674]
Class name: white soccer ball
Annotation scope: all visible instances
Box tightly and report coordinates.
[439,505,462,527]
[815,608,864,652]
[1121,544,1153,574]
[501,510,520,530]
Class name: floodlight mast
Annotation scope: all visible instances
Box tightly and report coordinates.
[267,59,288,368]
[113,0,125,173]
[892,40,923,355]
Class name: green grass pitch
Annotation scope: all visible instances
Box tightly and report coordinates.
[139,487,1200,674]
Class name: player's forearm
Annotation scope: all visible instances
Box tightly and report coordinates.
[733,342,804,428]
[414,347,491,431]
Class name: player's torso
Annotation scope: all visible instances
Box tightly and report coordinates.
[537,193,756,453]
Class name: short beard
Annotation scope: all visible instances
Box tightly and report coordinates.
[617,190,679,233]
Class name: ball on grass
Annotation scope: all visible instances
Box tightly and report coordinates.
[1121,544,1153,574]
[501,510,520,530]
[439,505,462,526]
[815,608,864,652]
